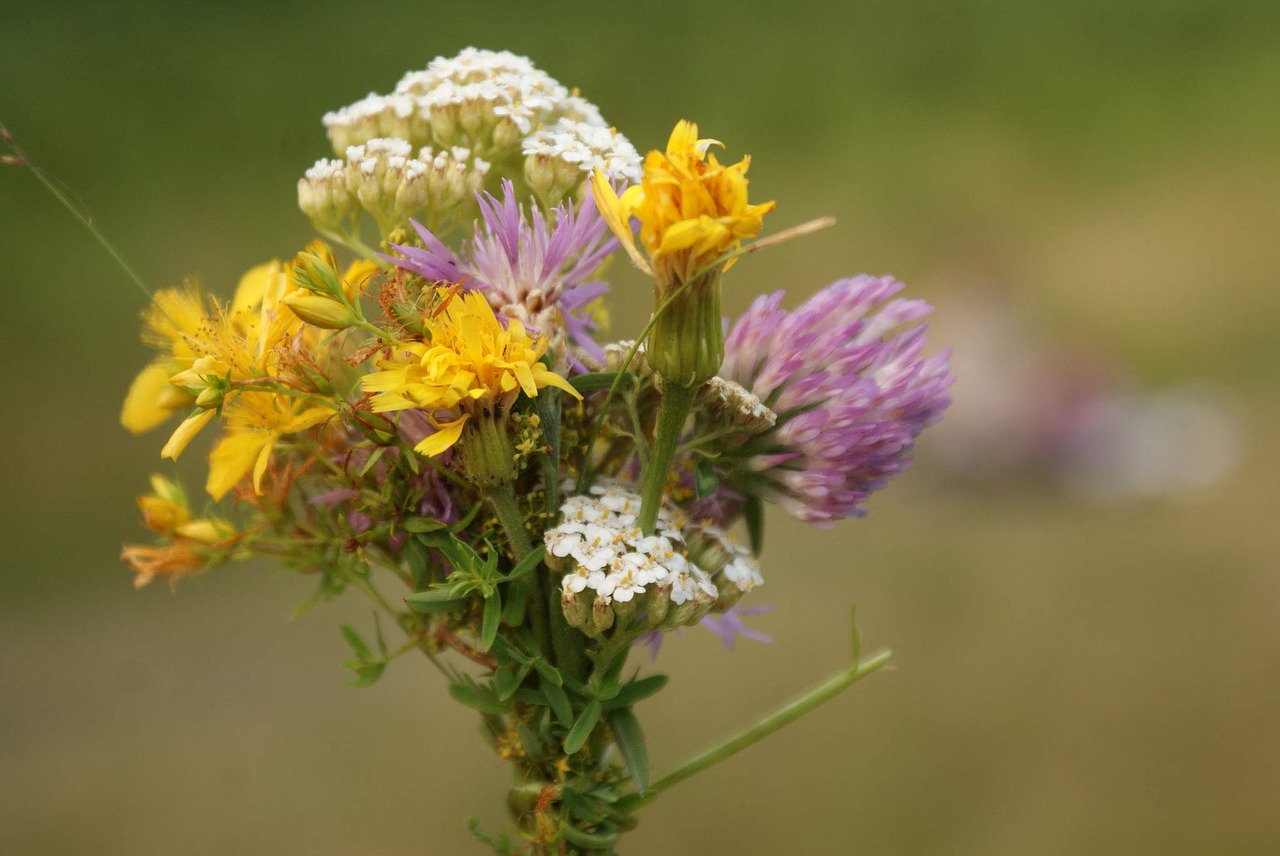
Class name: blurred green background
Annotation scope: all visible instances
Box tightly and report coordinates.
[3,1,1278,853]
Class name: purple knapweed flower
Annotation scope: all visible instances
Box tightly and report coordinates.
[720,276,953,526]
[388,178,617,360]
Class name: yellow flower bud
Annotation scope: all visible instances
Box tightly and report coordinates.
[282,292,357,330]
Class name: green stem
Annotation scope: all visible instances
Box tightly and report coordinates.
[616,649,892,813]
[488,485,551,656]
[637,382,698,534]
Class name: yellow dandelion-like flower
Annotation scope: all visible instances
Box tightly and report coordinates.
[591,119,776,289]
[362,287,581,457]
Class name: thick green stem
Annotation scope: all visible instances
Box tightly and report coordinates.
[488,485,550,656]
[616,649,892,813]
[637,382,699,534]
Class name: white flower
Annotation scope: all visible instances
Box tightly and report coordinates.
[544,521,587,558]
[722,555,765,592]
[670,567,718,605]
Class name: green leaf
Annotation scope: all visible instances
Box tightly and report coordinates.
[601,674,668,710]
[541,680,574,728]
[403,536,431,589]
[373,613,388,659]
[570,371,620,392]
[563,700,601,755]
[493,664,530,701]
[358,445,386,478]
[449,680,507,716]
[502,543,547,582]
[694,458,719,499]
[340,625,372,661]
[404,587,466,614]
[531,657,563,688]
[500,581,527,625]
[607,708,650,793]
[347,662,386,688]
[402,515,448,533]
[479,592,502,652]
[744,494,765,555]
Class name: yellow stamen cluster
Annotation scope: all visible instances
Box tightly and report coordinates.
[591,120,776,288]
[362,288,581,456]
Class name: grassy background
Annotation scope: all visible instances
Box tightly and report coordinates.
[2,1,1278,853]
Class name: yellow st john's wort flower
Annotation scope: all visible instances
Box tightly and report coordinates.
[590,120,776,288]
[361,288,581,457]
[201,391,334,500]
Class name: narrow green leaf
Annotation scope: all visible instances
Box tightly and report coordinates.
[358,445,386,478]
[607,708,650,793]
[404,587,466,614]
[531,657,563,688]
[348,662,386,689]
[340,625,371,661]
[570,371,620,392]
[402,515,447,533]
[373,613,388,659]
[494,663,532,701]
[744,494,765,555]
[480,593,502,652]
[563,700,601,754]
[449,681,506,716]
[693,458,718,499]
[404,536,431,589]
[500,581,527,625]
[542,680,574,728]
[503,543,547,582]
[601,674,668,710]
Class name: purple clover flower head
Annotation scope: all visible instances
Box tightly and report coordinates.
[387,178,617,361]
[721,276,953,526]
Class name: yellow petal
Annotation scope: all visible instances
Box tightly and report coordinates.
[252,435,278,494]
[206,431,273,500]
[161,410,215,460]
[121,363,178,434]
[232,262,278,315]
[533,366,584,401]
[591,168,651,276]
[414,414,469,457]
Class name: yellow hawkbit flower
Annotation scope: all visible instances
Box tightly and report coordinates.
[591,119,776,289]
[362,287,581,457]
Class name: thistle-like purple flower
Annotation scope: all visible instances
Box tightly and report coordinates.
[388,179,617,360]
[720,276,953,526]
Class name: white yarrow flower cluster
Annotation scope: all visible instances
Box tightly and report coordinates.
[546,484,716,615]
[318,47,640,191]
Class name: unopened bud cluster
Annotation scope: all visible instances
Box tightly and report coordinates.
[298,138,490,235]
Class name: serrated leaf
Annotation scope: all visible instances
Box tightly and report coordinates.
[449,681,506,716]
[542,680,574,728]
[693,458,718,499]
[480,592,502,652]
[744,494,765,555]
[606,708,649,793]
[601,674,668,710]
[563,700,601,755]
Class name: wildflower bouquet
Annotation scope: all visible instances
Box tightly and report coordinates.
[114,48,952,854]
